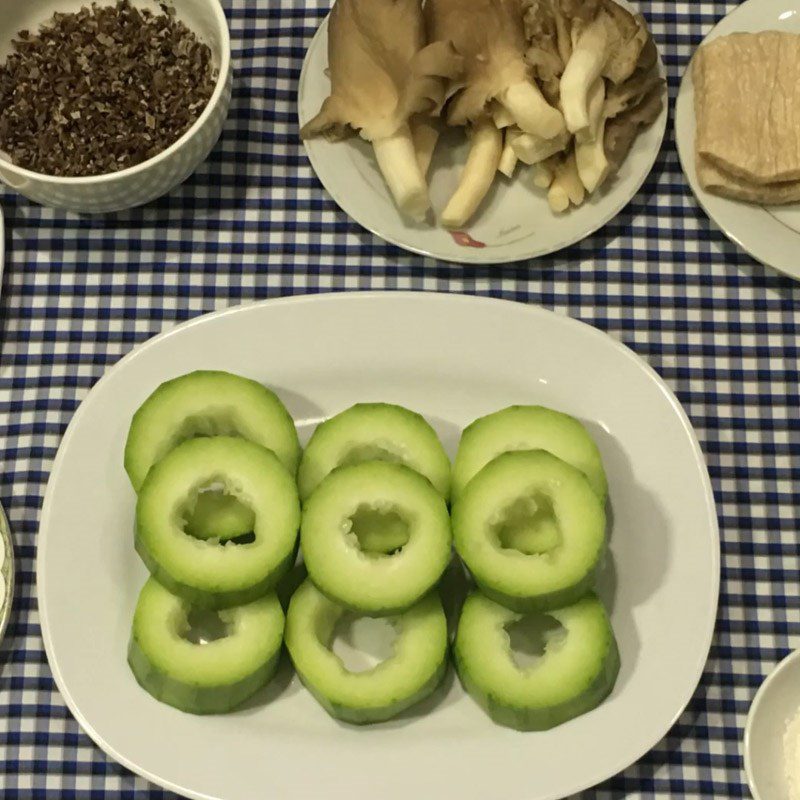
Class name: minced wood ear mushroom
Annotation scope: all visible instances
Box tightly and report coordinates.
[0,0,218,177]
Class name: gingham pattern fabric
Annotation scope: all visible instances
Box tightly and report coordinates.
[0,0,798,797]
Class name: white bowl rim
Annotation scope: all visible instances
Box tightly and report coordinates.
[743,648,800,800]
[0,0,231,186]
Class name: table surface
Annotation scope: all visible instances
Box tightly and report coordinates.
[1,0,798,797]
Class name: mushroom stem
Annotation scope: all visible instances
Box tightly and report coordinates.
[410,118,441,178]
[499,81,566,140]
[492,104,516,130]
[560,18,608,135]
[497,137,518,178]
[532,162,555,189]
[372,124,431,221]
[548,150,585,213]
[575,77,609,193]
[511,129,570,165]
[441,120,502,228]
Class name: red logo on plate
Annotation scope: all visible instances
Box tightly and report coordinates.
[449,231,486,248]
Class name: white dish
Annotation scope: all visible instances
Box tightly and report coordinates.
[0,502,13,645]
[744,649,800,800]
[38,292,719,800]
[298,11,668,264]
[675,0,800,281]
[0,203,4,292]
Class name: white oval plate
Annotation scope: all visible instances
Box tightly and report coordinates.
[38,292,719,800]
[298,13,668,264]
[675,0,800,281]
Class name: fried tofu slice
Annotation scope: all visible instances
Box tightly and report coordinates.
[695,32,800,185]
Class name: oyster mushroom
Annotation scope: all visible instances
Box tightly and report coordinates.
[426,0,565,227]
[559,0,649,135]
[301,0,462,221]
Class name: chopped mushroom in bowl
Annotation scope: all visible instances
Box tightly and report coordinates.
[0,0,231,213]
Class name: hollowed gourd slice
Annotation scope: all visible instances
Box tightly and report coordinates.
[135,436,300,609]
[298,403,451,503]
[285,579,448,724]
[185,491,256,542]
[124,370,300,540]
[452,405,607,502]
[344,505,411,555]
[455,590,619,730]
[301,461,452,614]
[128,578,284,714]
[452,449,605,612]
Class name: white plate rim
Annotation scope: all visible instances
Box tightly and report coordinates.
[36,291,721,800]
[674,0,800,281]
[297,14,669,265]
[0,203,5,294]
[0,502,13,646]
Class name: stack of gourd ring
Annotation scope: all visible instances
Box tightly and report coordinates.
[123,369,619,730]
[288,403,453,723]
[123,371,302,714]
[451,406,619,730]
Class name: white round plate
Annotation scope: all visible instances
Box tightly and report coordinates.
[0,502,13,645]
[298,14,668,264]
[0,203,5,294]
[38,292,719,800]
[675,0,800,280]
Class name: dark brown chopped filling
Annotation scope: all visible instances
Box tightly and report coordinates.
[0,0,218,177]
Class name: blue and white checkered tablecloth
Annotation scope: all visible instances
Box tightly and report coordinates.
[0,0,798,796]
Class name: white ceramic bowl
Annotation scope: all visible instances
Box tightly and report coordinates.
[0,0,231,214]
[744,649,800,800]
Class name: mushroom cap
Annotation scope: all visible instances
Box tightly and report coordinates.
[604,66,663,119]
[596,0,649,85]
[559,0,649,85]
[604,84,663,167]
[560,0,600,24]
[426,0,532,126]
[301,0,462,142]
[523,0,569,103]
